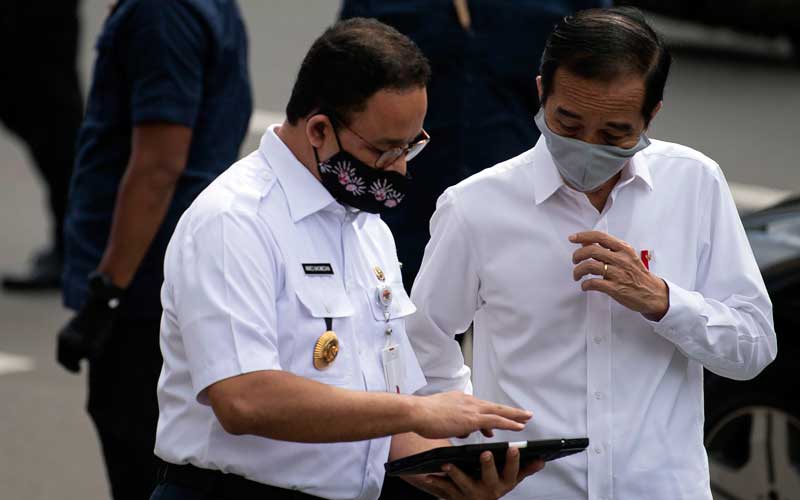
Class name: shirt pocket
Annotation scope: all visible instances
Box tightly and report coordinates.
[364,282,417,330]
[364,283,427,394]
[291,277,356,386]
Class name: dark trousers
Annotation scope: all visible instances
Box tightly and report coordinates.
[151,482,209,500]
[377,476,435,500]
[150,482,325,500]
[88,316,163,500]
[150,461,327,500]
[0,0,83,252]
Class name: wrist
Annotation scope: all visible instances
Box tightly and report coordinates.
[94,261,132,289]
[644,278,670,321]
[87,271,125,310]
[69,271,122,348]
[399,394,425,434]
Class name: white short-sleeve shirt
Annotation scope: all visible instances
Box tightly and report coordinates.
[154,125,426,500]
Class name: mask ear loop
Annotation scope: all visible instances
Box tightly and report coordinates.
[313,114,345,166]
[328,115,344,151]
[313,146,321,165]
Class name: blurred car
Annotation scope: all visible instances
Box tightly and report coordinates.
[618,0,800,63]
[704,196,800,499]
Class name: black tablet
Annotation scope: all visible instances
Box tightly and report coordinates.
[385,438,589,478]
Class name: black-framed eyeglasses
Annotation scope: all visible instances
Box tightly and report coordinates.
[325,112,431,169]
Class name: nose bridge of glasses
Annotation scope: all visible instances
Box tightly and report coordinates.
[379,150,408,174]
[376,146,405,169]
[370,129,431,168]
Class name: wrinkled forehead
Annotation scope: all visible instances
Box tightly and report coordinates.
[548,68,646,123]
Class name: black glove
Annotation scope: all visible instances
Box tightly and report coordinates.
[57,271,124,373]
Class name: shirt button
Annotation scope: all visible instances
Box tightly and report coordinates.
[594,391,603,400]
[594,447,602,455]
[594,336,604,344]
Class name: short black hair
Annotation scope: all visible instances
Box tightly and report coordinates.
[539,7,672,126]
[285,18,431,125]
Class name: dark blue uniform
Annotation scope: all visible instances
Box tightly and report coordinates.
[62,1,251,498]
[341,0,611,292]
[64,0,252,318]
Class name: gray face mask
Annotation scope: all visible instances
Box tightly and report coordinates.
[534,109,651,192]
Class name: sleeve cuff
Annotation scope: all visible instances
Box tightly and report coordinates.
[647,279,706,341]
[132,97,199,127]
[412,365,473,396]
[194,354,282,405]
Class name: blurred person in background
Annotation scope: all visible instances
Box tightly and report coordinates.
[54,1,252,498]
[340,0,611,292]
[0,0,83,291]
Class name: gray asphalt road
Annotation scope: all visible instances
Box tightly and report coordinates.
[0,2,798,499]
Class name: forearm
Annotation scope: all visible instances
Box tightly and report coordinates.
[405,307,473,396]
[214,370,424,442]
[409,193,478,396]
[96,164,178,287]
[650,280,777,380]
[390,432,450,461]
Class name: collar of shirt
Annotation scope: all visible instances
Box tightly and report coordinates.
[259,125,342,223]
[260,125,371,228]
[531,135,654,206]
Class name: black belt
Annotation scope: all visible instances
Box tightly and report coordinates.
[156,459,326,500]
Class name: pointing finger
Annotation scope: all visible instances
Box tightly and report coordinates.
[569,231,626,252]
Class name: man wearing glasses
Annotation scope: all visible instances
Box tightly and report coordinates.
[150,19,541,500]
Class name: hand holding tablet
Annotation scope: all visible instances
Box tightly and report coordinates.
[386,438,589,477]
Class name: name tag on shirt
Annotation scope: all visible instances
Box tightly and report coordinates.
[382,344,406,394]
[302,263,334,275]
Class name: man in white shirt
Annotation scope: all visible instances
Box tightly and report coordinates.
[407,7,777,500]
[151,18,542,500]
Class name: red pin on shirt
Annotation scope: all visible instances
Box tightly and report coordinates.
[641,250,653,270]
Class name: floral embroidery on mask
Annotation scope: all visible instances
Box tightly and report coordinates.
[382,190,404,207]
[318,156,407,212]
[369,179,404,206]
[331,162,365,196]
[369,179,392,201]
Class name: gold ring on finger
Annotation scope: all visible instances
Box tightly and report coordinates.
[603,263,609,279]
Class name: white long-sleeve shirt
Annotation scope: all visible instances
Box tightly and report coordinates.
[407,137,776,500]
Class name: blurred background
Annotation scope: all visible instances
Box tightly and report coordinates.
[0,1,798,499]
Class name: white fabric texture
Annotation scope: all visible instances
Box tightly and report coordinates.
[407,136,776,500]
[155,126,426,500]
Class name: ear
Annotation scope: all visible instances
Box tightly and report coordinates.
[536,75,544,101]
[306,114,333,149]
